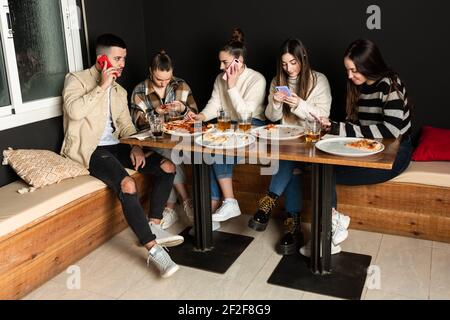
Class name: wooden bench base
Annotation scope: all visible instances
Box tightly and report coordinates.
[0,173,150,300]
[187,164,450,243]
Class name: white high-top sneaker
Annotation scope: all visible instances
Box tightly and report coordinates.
[182,199,194,224]
[147,244,179,278]
[149,222,184,247]
[211,199,241,222]
[159,207,178,229]
[332,209,351,229]
[331,210,350,245]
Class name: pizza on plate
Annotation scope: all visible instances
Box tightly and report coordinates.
[345,139,383,152]
[259,124,303,138]
[202,133,229,145]
[164,119,211,134]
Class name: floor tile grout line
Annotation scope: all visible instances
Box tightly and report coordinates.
[237,251,280,300]
[428,247,433,300]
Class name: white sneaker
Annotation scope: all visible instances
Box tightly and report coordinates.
[332,223,348,246]
[147,244,179,278]
[160,207,178,229]
[211,199,241,222]
[188,221,220,237]
[149,222,184,247]
[183,199,194,224]
[299,240,341,257]
[332,209,351,230]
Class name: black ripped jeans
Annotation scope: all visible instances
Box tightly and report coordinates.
[89,144,175,245]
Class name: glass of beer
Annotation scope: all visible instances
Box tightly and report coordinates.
[168,109,183,122]
[305,118,321,143]
[238,111,252,133]
[147,113,164,139]
[217,110,231,132]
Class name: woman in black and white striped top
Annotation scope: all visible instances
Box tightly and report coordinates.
[320,39,413,254]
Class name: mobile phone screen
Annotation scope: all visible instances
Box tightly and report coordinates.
[275,86,292,97]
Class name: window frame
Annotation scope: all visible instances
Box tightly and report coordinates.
[0,0,84,131]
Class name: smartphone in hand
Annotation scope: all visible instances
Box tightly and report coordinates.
[275,86,292,97]
[222,59,240,81]
[97,55,118,76]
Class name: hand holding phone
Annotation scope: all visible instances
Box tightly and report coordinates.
[222,59,240,81]
[97,55,113,70]
[97,55,118,77]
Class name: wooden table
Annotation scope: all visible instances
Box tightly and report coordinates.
[121,132,400,299]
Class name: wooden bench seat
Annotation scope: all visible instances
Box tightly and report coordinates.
[0,171,150,300]
[187,161,450,243]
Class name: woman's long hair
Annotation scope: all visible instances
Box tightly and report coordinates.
[344,39,400,121]
[276,38,316,122]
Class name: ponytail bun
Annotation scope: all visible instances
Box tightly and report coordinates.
[230,27,245,44]
[221,27,247,60]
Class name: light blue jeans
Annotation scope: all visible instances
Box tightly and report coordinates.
[210,118,266,200]
[268,160,303,215]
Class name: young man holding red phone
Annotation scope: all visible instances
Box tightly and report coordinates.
[61,34,182,278]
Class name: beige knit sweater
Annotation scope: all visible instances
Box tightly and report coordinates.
[201,66,266,122]
[265,71,332,127]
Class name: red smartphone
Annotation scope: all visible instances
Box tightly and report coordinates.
[222,59,240,80]
[97,54,118,77]
[97,55,113,69]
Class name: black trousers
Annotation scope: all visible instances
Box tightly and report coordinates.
[88,144,175,245]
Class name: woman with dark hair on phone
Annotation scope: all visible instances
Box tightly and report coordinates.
[192,28,266,228]
[313,38,413,256]
[247,38,338,255]
[130,50,198,229]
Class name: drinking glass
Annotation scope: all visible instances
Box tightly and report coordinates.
[147,113,164,139]
[168,109,182,122]
[305,118,321,143]
[238,111,252,133]
[217,110,231,132]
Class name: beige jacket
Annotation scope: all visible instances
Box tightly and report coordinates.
[60,65,137,168]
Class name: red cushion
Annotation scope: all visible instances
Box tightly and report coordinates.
[412,126,450,161]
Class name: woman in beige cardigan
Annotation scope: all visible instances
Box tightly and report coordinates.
[248,38,348,257]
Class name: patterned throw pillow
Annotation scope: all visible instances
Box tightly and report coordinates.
[2,148,89,193]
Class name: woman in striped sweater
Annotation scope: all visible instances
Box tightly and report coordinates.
[320,39,413,243]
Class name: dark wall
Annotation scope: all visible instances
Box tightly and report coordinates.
[83,0,147,94]
[140,0,450,137]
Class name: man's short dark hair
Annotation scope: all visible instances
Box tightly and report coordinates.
[95,33,127,55]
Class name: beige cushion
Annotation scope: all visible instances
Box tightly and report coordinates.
[2,149,89,192]
[0,169,136,239]
[391,161,450,187]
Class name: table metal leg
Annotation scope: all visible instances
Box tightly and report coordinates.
[192,162,213,250]
[168,152,254,274]
[267,163,372,299]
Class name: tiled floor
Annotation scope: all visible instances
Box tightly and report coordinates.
[23,211,450,300]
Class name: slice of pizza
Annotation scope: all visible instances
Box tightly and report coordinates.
[345,139,382,152]
[202,133,228,145]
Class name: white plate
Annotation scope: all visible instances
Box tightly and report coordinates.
[195,132,255,149]
[315,137,385,157]
[250,124,304,140]
[163,123,214,137]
